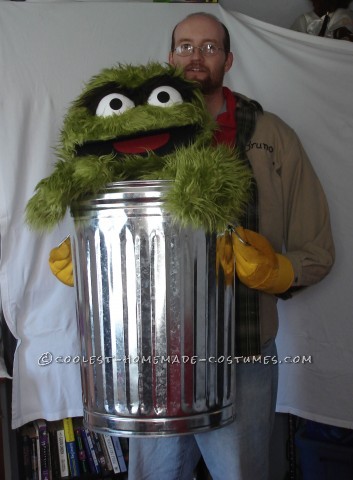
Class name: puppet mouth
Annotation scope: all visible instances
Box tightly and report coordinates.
[113,132,170,154]
[75,125,200,158]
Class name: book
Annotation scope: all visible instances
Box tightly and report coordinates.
[35,420,53,480]
[56,428,69,478]
[47,422,62,480]
[30,436,39,480]
[74,427,89,474]
[111,436,128,473]
[20,424,40,480]
[63,418,80,477]
[102,434,120,474]
[20,432,33,480]
[97,433,113,472]
[91,431,110,473]
[81,428,101,475]
[33,420,51,480]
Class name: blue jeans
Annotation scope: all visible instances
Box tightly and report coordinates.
[128,339,278,480]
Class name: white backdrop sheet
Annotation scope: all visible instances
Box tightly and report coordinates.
[0,2,352,429]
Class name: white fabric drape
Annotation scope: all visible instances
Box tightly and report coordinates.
[0,2,352,429]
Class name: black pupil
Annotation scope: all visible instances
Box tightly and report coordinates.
[110,98,123,110]
[157,91,170,103]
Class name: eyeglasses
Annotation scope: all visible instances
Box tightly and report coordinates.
[173,43,225,57]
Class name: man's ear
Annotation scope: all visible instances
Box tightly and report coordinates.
[168,52,175,66]
[225,52,234,73]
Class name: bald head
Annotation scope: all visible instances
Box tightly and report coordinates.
[171,13,231,55]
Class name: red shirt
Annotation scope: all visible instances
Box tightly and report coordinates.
[213,87,237,146]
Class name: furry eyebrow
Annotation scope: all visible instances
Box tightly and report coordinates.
[78,75,196,114]
[77,83,136,113]
[139,74,196,102]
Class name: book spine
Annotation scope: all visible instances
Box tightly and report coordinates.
[74,427,89,474]
[97,433,113,472]
[111,436,128,473]
[82,428,101,473]
[57,428,69,478]
[48,430,61,480]
[91,431,110,473]
[36,421,51,480]
[21,434,33,480]
[62,418,80,477]
[31,436,39,480]
[103,434,120,473]
[80,428,101,475]
[33,423,42,480]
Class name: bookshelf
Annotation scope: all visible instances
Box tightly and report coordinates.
[0,382,213,480]
[14,416,213,480]
[0,310,213,479]
[17,417,128,480]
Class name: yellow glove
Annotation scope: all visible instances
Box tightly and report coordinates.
[48,236,74,287]
[232,227,294,294]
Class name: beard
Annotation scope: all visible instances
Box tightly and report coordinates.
[197,77,222,95]
[184,67,225,95]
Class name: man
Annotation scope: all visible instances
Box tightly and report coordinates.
[128,12,335,480]
[291,0,353,39]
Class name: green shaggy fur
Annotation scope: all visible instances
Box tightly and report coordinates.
[26,62,253,233]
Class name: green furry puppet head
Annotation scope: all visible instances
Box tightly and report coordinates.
[26,62,253,233]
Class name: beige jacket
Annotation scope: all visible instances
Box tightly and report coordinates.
[246,111,335,344]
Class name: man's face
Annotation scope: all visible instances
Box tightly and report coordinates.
[169,15,233,95]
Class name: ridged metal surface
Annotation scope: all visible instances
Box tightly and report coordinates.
[71,180,235,436]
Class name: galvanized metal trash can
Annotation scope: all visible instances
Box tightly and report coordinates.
[71,180,235,437]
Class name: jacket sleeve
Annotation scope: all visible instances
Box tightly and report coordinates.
[279,124,335,288]
[247,110,335,291]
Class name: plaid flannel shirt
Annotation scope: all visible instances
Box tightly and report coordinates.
[233,92,263,356]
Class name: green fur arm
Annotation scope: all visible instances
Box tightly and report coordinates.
[160,143,253,233]
[25,161,75,231]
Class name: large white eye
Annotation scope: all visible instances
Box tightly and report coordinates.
[147,86,183,108]
[96,93,135,117]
